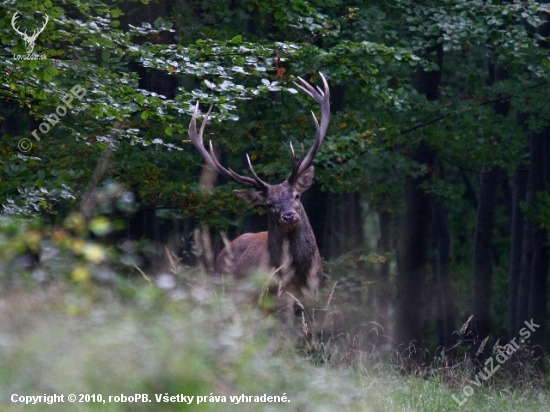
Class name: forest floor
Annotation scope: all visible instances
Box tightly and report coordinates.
[0,273,548,412]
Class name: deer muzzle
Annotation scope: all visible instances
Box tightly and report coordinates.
[281,211,299,225]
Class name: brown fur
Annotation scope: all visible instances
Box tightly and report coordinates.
[215,167,322,323]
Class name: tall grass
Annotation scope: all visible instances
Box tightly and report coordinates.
[0,273,370,411]
[0,268,548,411]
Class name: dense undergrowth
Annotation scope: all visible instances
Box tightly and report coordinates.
[0,273,549,411]
[0,215,549,411]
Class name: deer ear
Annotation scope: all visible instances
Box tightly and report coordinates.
[293,166,314,194]
[234,190,267,206]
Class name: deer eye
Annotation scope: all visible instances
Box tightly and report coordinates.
[294,193,300,200]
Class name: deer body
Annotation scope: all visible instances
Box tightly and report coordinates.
[189,73,330,322]
[216,232,269,277]
[216,175,323,296]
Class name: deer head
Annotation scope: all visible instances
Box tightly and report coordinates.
[12,11,49,55]
[188,73,330,231]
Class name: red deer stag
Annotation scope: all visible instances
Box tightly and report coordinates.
[188,73,330,323]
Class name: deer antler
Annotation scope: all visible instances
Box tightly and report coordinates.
[11,12,26,38]
[11,11,48,40]
[287,72,330,183]
[30,13,49,41]
[188,72,330,190]
[188,103,269,190]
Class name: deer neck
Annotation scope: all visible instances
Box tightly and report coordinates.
[266,208,316,269]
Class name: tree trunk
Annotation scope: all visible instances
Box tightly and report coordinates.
[470,166,499,358]
[432,197,456,353]
[516,196,533,330]
[396,143,435,349]
[507,166,528,338]
[324,192,364,259]
[469,39,509,359]
[527,129,549,370]
[377,209,392,336]
[302,183,330,257]
[395,42,442,352]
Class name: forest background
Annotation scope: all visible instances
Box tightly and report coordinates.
[1,0,550,410]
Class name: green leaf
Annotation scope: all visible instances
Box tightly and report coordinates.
[102,50,111,61]
[165,126,173,136]
[45,66,58,78]
[141,111,150,120]
[231,35,243,43]
[154,17,164,28]
[40,69,52,82]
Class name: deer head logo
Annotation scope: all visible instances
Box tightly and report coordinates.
[11,11,49,55]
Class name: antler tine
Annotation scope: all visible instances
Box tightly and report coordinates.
[198,103,213,141]
[11,12,25,37]
[293,80,315,100]
[188,103,268,190]
[32,14,49,38]
[288,72,330,182]
[188,102,213,167]
[246,154,269,189]
[292,72,329,104]
[289,141,304,161]
[207,141,261,188]
[289,141,307,178]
